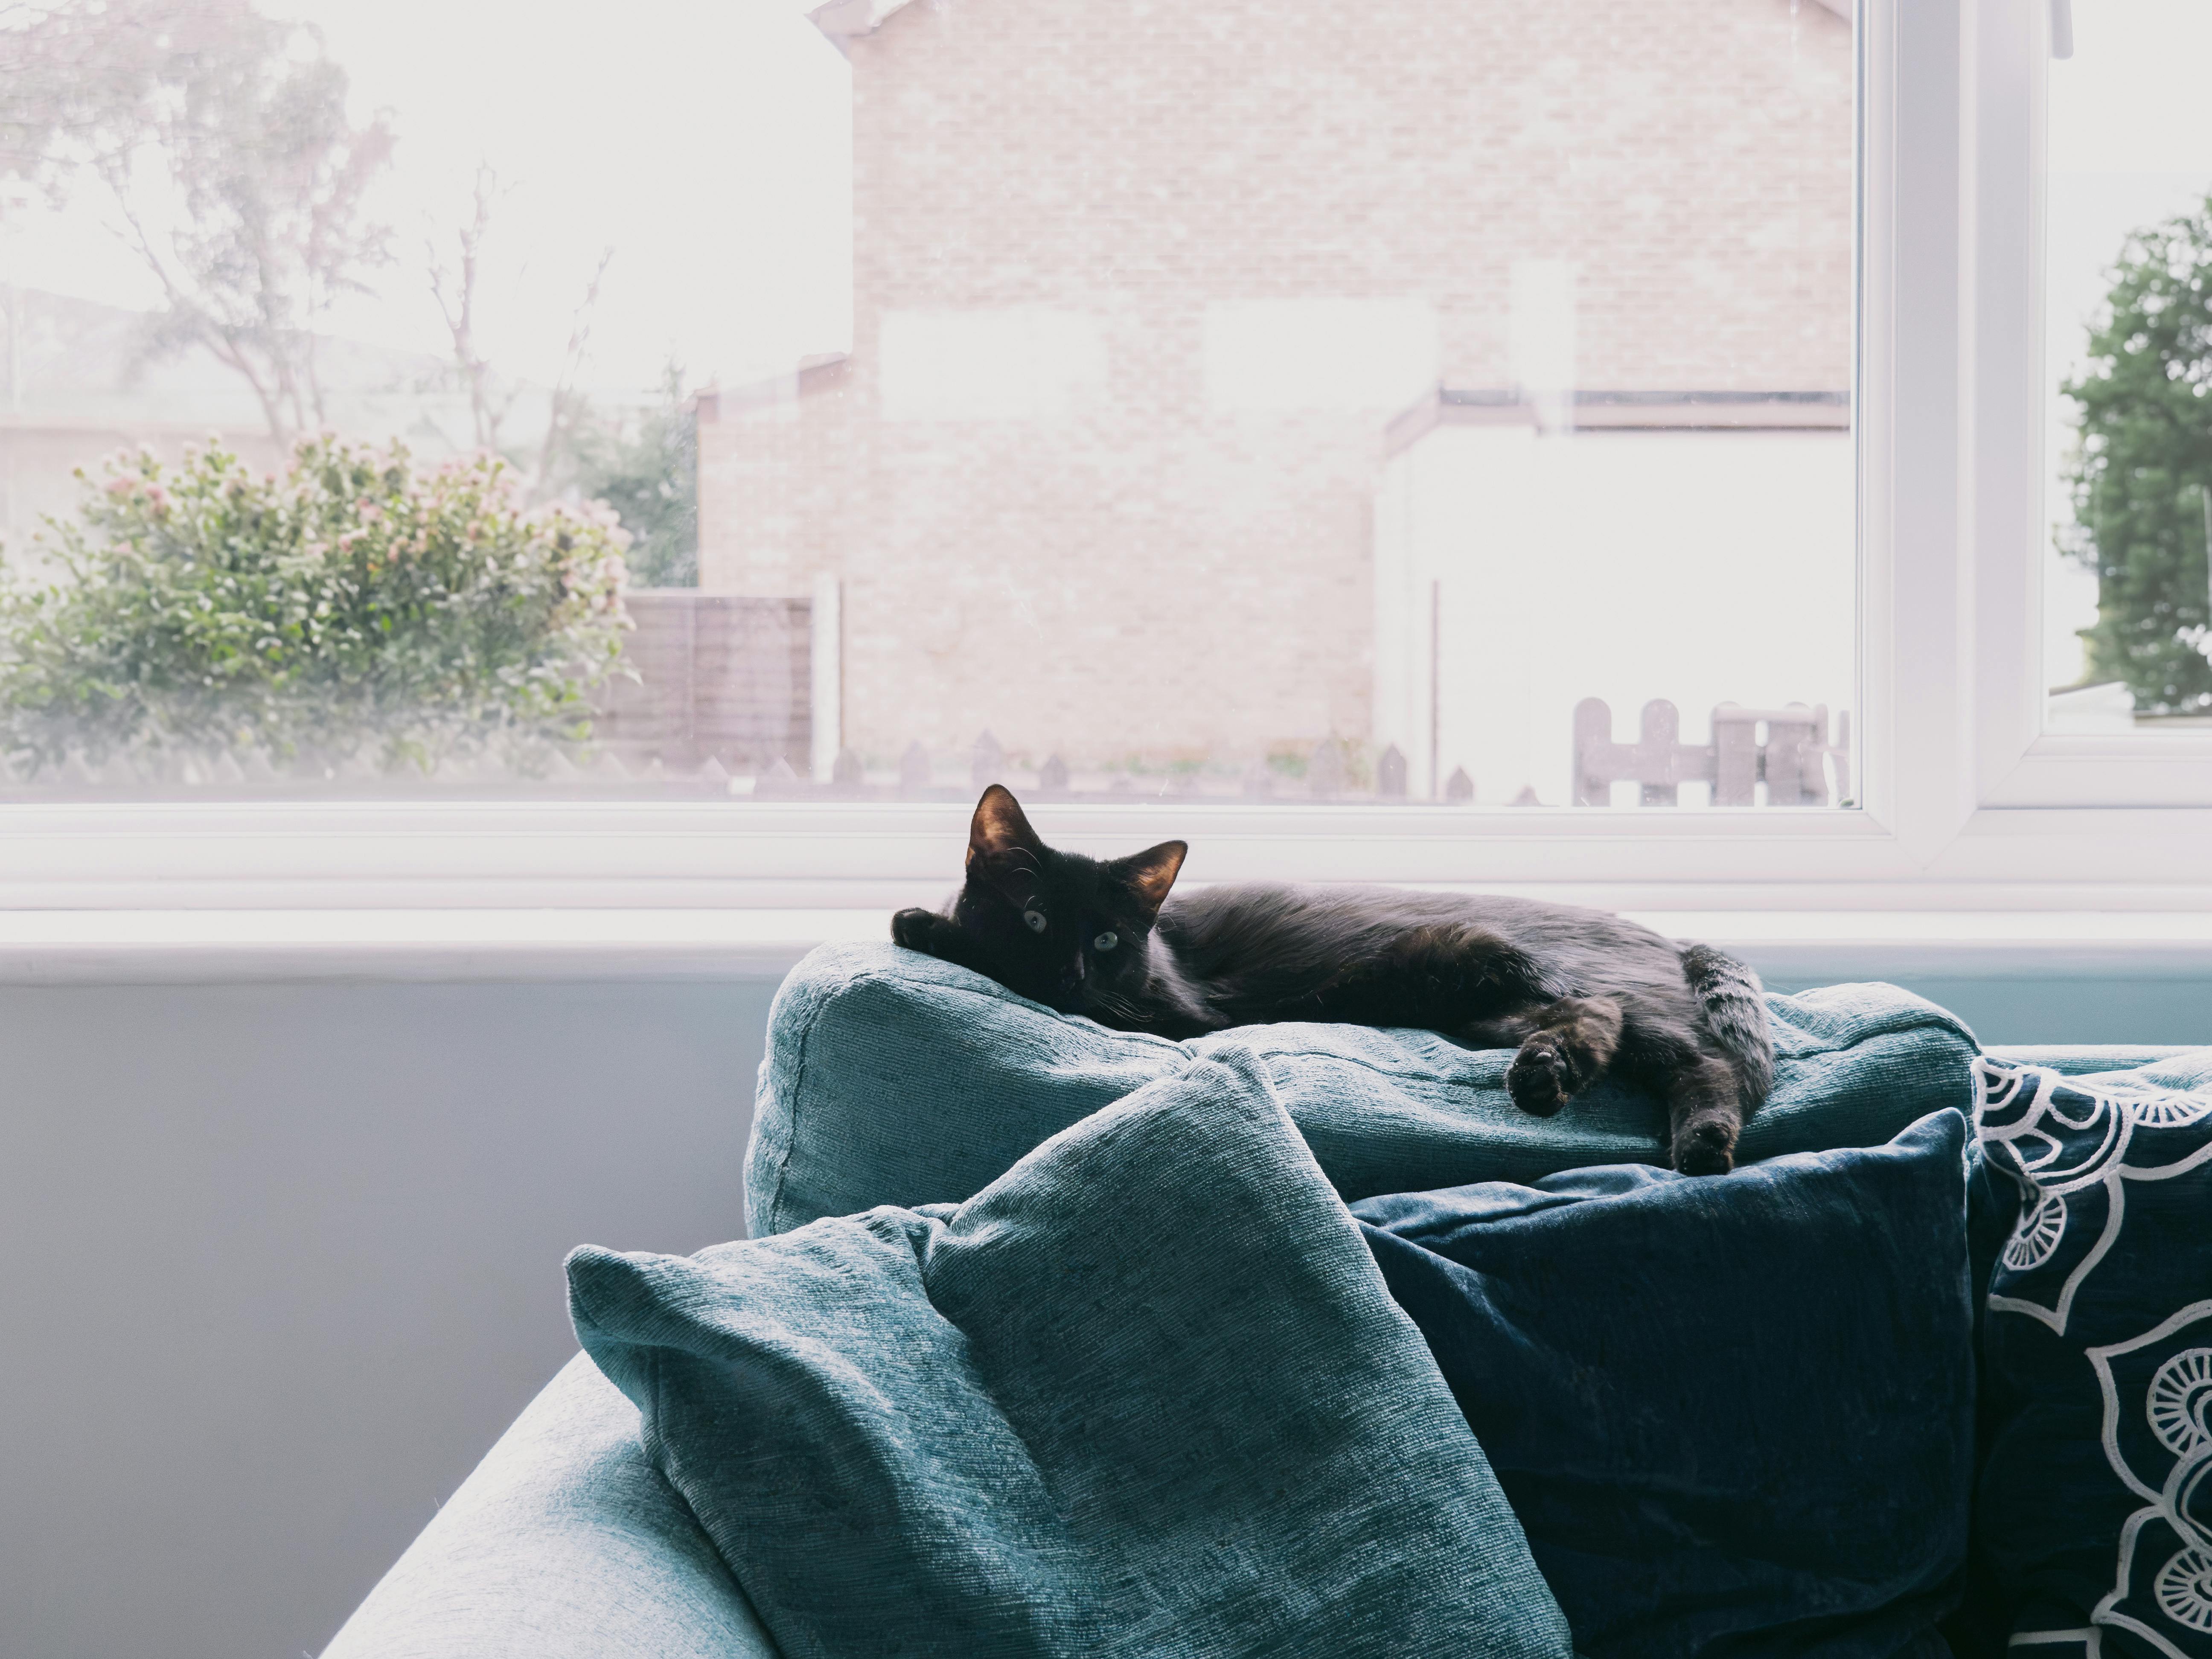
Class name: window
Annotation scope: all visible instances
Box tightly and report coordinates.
[1964,0,2212,811]
[0,0,1858,813]
[3,0,2209,914]
[2042,1,2212,736]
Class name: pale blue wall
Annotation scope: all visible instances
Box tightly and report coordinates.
[0,978,777,1659]
[1754,969,2212,1047]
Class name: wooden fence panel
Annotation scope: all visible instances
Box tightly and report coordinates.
[591,593,812,772]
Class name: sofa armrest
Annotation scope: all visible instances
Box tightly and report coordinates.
[323,1353,778,1659]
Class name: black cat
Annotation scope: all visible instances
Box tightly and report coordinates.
[892,786,1774,1174]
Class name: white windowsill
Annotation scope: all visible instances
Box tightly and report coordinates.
[4,907,2211,985]
[0,908,889,984]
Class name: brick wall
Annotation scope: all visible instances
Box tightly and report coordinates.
[698,0,1852,775]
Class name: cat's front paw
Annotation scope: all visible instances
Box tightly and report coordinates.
[1506,1032,1575,1118]
[891,908,941,953]
[1670,1113,1738,1176]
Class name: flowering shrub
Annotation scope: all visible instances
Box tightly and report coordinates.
[0,436,631,772]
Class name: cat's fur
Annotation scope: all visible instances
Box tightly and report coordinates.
[892,786,1775,1174]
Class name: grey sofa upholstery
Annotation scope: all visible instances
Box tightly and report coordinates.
[323,1354,774,1659]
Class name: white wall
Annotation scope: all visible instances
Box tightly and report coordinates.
[1374,424,1856,804]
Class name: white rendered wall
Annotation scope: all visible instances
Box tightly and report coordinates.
[1374,425,1857,804]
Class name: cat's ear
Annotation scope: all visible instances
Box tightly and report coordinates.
[968,785,1045,876]
[1116,840,1187,919]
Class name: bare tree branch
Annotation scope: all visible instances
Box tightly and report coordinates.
[537,244,613,491]
[428,162,518,451]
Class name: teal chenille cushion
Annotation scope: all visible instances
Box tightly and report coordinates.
[574,1049,1572,1659]
[746,941,1980,1238]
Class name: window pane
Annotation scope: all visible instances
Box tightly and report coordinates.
[0,0,1857,806]
[2046,1,2212,733]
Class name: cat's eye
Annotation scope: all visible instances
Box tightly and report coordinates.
[1023,909,1048,934]
[1094,931,1118,952]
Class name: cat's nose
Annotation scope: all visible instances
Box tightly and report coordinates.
[1062,954,1086,987]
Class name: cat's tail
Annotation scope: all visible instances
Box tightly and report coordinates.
[1678,942,1774,1110]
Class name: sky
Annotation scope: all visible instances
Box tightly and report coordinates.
[2,0,853,400]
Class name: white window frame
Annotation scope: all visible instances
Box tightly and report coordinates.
[3,0,2209,929]
[1965,0,2212,810]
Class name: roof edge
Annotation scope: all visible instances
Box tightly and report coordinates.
[695,354,850,421]
[809,0,914,41]
[1388,387,1852,452]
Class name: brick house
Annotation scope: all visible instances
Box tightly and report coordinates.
[695,0,1853,784]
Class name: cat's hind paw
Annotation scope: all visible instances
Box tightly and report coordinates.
[1506,1031,1576,1118]
[1505,997,1620,1118]
[1670,1113,1738,1176]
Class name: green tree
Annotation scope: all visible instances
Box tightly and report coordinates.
[0,435,632,771]
[2,0,396,440]
[565,365,698,587]
[109,11,395,440]
[0,0,195,195]
[2062,196,2212,713]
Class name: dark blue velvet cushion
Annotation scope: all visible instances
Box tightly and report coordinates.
[1352,1110,1976,1659]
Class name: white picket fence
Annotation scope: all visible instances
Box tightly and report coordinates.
[1572,697,1852,807]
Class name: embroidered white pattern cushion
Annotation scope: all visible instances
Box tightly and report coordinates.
[1975,1057,2212,1659]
